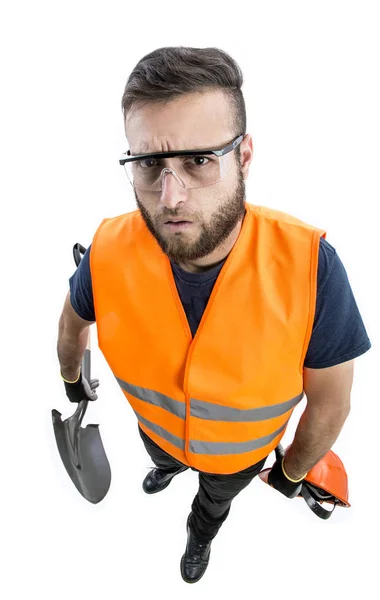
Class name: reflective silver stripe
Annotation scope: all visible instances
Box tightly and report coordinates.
[191,393,304,421]
[133,409,185,450]
[116,376,186,419]
[134,409,288,455]
[115,375,303,422]
[190,420,289,455]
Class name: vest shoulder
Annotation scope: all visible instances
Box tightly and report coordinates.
[247,203,326,236]
[101,209,140,226]
[95,209,143,236]
[91,210,143,261]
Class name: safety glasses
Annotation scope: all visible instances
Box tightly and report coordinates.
[119,134,244,191]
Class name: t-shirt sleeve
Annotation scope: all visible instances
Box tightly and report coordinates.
[68,244,95,321]
[304,237,372,368]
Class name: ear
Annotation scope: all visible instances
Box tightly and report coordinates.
[239,134,254,180]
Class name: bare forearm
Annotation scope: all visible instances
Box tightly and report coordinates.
[283,405,350,480]
[57,317,89,380]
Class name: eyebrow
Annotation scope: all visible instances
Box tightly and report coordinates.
[133,142,216,155]
[134,151,212,159]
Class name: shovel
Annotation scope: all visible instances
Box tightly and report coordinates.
[52,243,111,503]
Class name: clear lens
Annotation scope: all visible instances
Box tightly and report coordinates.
[123,152,232,191]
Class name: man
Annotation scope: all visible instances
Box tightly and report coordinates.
[57,46,371,584]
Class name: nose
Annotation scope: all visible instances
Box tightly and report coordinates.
[159,169,188,209]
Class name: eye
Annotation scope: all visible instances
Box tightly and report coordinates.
[186,156,210,166]
[138,158,159,169]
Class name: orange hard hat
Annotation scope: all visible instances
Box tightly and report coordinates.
[258,444,350,519]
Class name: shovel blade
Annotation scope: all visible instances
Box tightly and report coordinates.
[52,409,111,504]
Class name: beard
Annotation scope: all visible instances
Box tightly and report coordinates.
[134,167,246,264]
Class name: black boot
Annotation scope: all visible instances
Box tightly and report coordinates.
[142,465,188,494]
[180,514,212,583]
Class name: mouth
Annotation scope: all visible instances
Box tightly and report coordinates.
[164,218,191,223]
[164,220,193,230]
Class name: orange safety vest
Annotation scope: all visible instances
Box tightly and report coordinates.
[90,202,326,474]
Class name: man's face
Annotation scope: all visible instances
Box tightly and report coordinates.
[124,90,252,264]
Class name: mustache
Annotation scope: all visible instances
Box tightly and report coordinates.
[159,213,194,221]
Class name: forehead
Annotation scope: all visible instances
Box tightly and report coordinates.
[125,90,234,154]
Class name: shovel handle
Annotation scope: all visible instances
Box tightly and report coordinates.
[83,338,91,381]
[73,243,91,382]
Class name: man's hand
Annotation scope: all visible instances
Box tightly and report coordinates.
[267,457,306,498]
[62,371,100,403]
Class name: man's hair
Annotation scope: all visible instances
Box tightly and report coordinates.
[121,46,246,157]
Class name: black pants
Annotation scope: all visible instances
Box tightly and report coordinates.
[138,424,268,542]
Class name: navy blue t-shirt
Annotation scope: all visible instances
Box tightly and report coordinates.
[69,236,371,369]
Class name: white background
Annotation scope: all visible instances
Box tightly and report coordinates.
[1,1,379,598]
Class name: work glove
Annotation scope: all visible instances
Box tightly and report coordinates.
[267,457,306,499]
[62,370,100,403]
